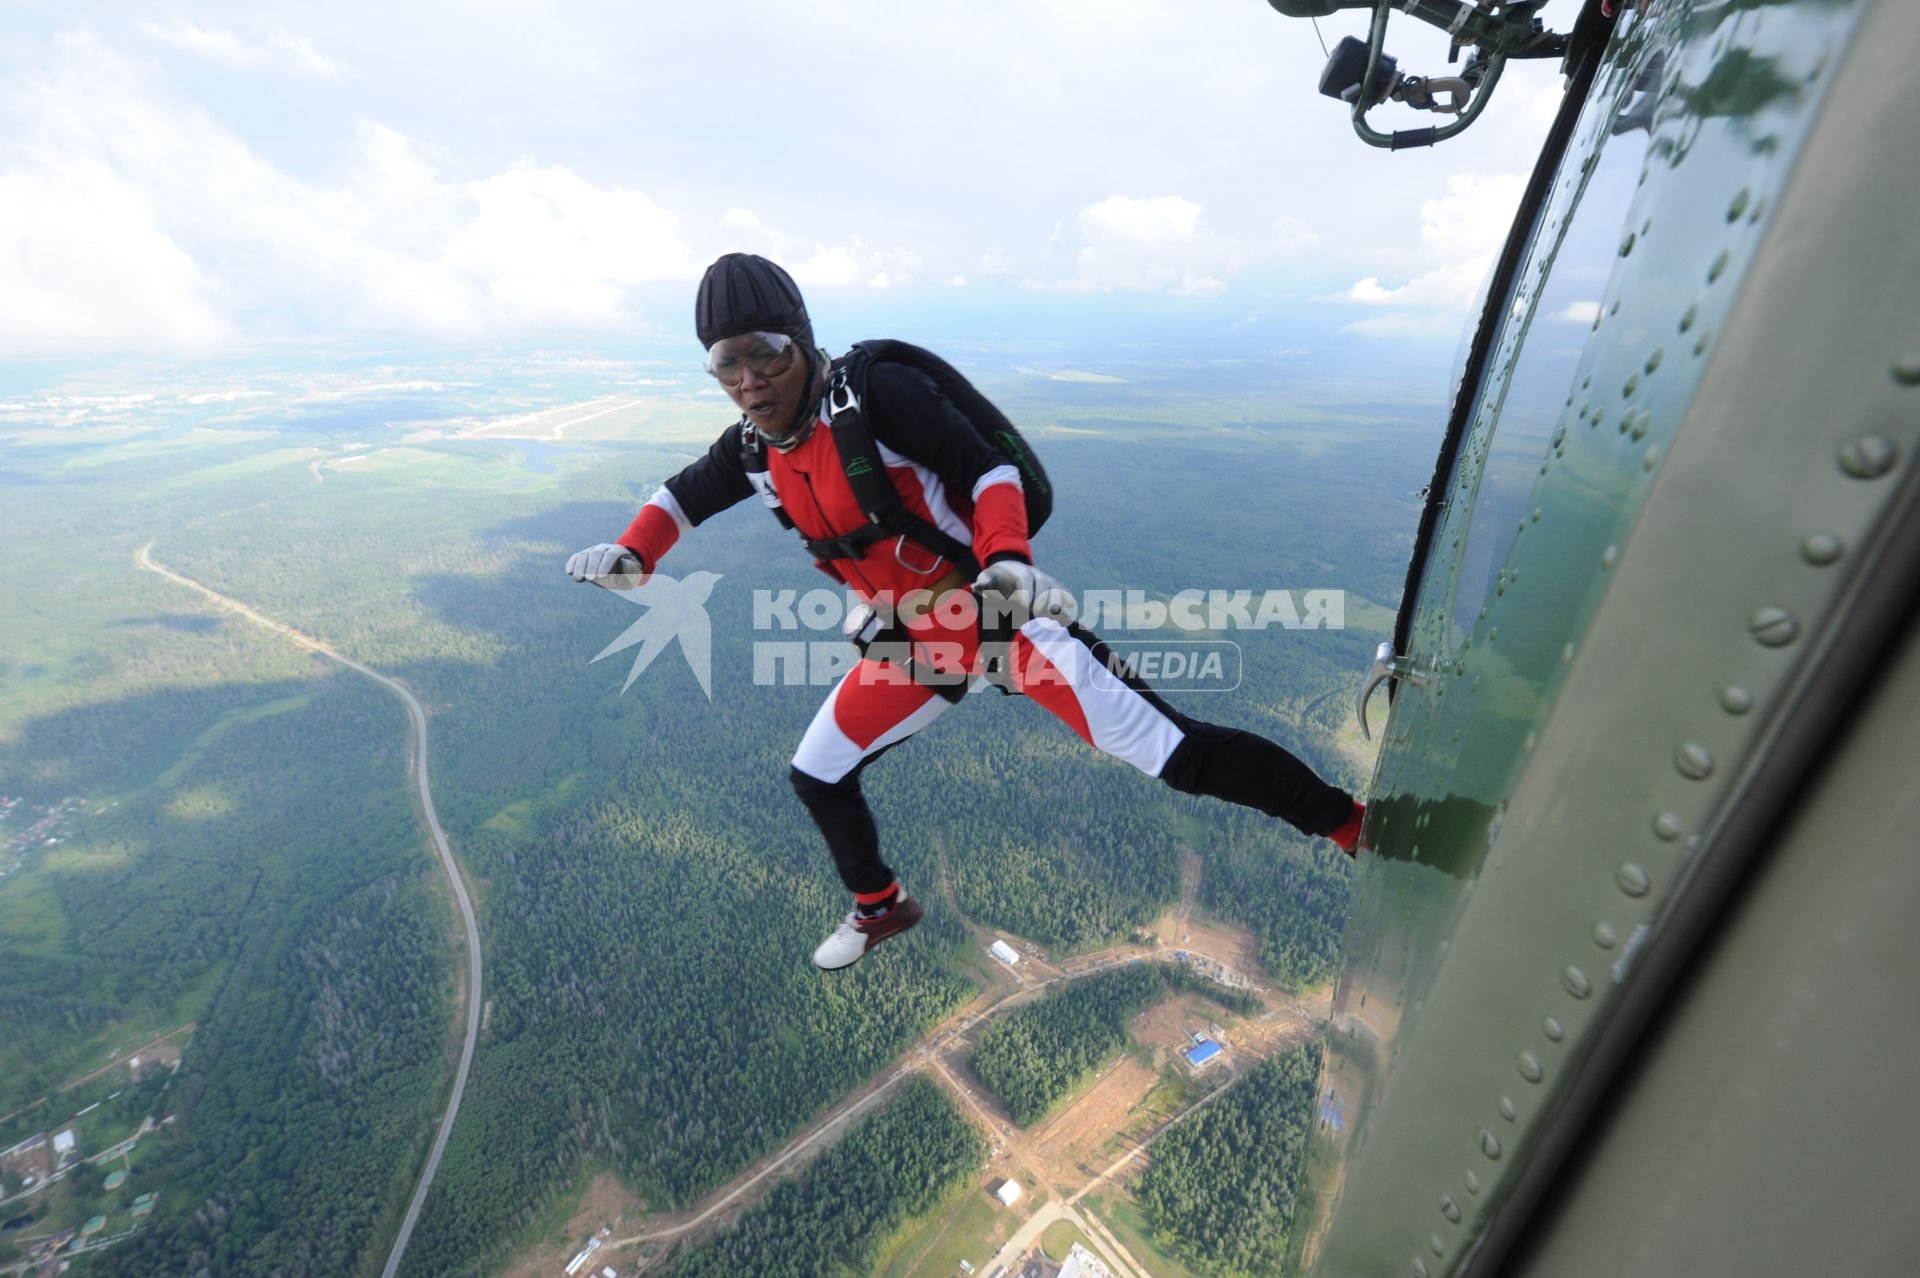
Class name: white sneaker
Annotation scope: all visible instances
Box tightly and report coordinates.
[812,893,924,971]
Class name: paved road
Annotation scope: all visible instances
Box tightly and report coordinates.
[135,545,483,1278]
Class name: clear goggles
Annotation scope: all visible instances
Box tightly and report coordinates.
[704,331,800,387]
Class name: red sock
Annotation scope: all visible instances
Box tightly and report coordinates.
[1328,802,1365,856]
[854,882,900,917]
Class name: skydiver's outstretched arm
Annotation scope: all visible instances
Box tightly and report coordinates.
[616,420,757,575]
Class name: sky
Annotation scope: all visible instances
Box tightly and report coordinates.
[0,1,1591,364]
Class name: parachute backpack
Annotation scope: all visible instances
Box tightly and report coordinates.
[741,340,1052,577]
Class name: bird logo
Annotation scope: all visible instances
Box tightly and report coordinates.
[590,571,723,698]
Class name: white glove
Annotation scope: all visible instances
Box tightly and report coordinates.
[566,543,646,589]
[972,559,1077,625]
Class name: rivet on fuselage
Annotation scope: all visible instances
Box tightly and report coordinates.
[1542,1017,1565,1043]
[1480,1130,1503,1159]
[1440,1194,1462,1224]
[1593,922,1619,950]
[1720,685,1754,715]
[1652,812,1684,841]
[1708,251,1730,283]
[1645,348,1664,376]
[1750,606,1800,647]
[1801,533,1845,566]
[1517,1051,1545,1083]
[1616,863,1652,897]
[1465,1170,1481,1195]
[1623,372,1640,398]
[1562,966,1593,999]
[1679,304,1698,334]
[1412,1259,1431,1278]
[1892,354,1920,386]
[1602,545,1619,569]
[1499,1096,1517,1121]
[1675,742,1715,780]
[1726,189,1750,222]
[1837,435,1899,480]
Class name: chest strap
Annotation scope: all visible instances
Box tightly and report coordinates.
[801,506,980,578]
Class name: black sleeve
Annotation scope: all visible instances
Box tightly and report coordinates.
[663,420,756,526]
[863,362,1016,502]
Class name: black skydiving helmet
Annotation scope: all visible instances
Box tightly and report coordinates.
[695,253,823,449]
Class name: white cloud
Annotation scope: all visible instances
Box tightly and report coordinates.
[1555,300,1602,325]
[978,250,1017,277]
[722,208,772,231]
[0,32,694,353]
[1339,172,1523,309]
[437,163,693,328]
[1269,215,1321,254]
[1344,311,1466,339]
[788,239,921,289]
[1335,171,1526,338]
[139,19,345,78]
[1033,195,1234,296]
[713,214,918,290]
[1,158,233,351]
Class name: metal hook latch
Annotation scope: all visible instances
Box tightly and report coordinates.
[1357,640,1428,742]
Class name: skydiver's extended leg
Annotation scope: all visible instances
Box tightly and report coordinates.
[791,659,956,970]
[790,659,956,896]
[1008,618,1359,842]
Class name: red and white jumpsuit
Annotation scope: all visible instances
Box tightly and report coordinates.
[618,360,1356,899]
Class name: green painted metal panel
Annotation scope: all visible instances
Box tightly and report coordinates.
[1299,1,1911,1275]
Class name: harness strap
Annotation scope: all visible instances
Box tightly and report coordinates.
[737,354,991,579]
[823,360,982,577]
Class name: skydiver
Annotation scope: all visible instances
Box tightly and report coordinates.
[568,253,1364,971]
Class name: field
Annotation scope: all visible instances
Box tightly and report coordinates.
[874,1181,1018,1278]
[1034,1054,1161,1182]
[1041,1218,1100,1262]
[1084,1188,1209,1278]
[493,1172,645,1278]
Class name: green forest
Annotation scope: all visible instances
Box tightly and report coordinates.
[0,353,1425,1274]
[1137,1040,1323,1277]
[971,965,1167,1126]
[970,962,1260,1128]
[666,1076,983,1277]
[112,878,451,1277]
